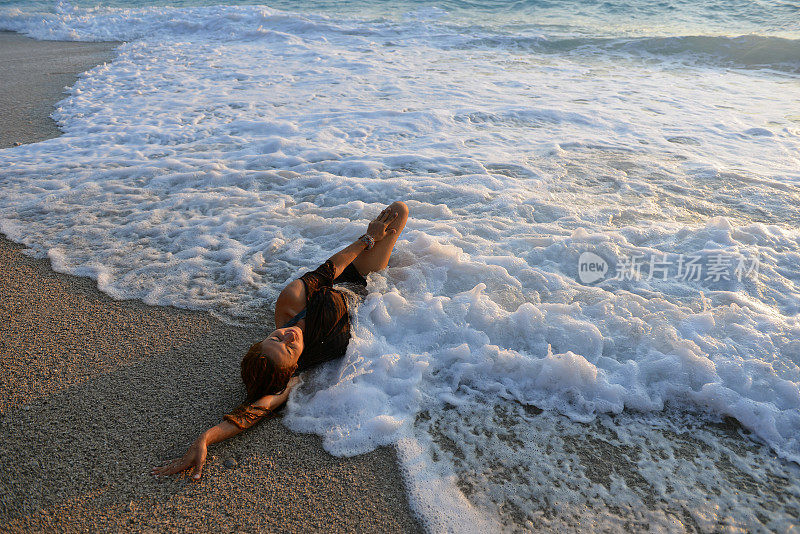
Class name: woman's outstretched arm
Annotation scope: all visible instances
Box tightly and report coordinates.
[151,377,299,480]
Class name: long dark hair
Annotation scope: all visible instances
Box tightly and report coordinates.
[240,342,296,403]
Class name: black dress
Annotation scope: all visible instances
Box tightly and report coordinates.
[224,260,367,430]
[283,260,367,373]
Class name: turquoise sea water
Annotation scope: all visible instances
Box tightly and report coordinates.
[2,0,799,36]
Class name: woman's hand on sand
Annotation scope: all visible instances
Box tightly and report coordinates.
[151,435,208,481]
[367,207,399,242]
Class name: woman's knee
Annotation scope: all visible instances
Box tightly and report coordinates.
[389,201,409,221]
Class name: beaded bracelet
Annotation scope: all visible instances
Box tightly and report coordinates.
[358,233,375,250]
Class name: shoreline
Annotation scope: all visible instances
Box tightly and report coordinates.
[0,31,422,532]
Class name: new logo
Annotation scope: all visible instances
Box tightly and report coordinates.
[577,251,608,284]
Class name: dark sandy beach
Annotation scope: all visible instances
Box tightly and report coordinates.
[0,31,421,533]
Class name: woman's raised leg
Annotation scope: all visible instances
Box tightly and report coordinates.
[352,201,409,276]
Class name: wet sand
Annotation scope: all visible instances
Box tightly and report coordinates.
[0,31,422,533]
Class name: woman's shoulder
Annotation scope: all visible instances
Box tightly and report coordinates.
[275,279,306,327]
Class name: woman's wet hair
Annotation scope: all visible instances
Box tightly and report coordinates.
[240,342,296,403]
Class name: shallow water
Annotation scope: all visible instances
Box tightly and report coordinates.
[1,0,799,531]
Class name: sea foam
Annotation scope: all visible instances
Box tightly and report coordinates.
[1,2,799,531]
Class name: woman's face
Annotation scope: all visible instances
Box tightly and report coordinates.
[258,326,304,368]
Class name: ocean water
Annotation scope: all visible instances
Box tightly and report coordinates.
[1,0,800,531]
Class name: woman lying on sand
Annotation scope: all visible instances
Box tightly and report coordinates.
[151,201,409,480]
